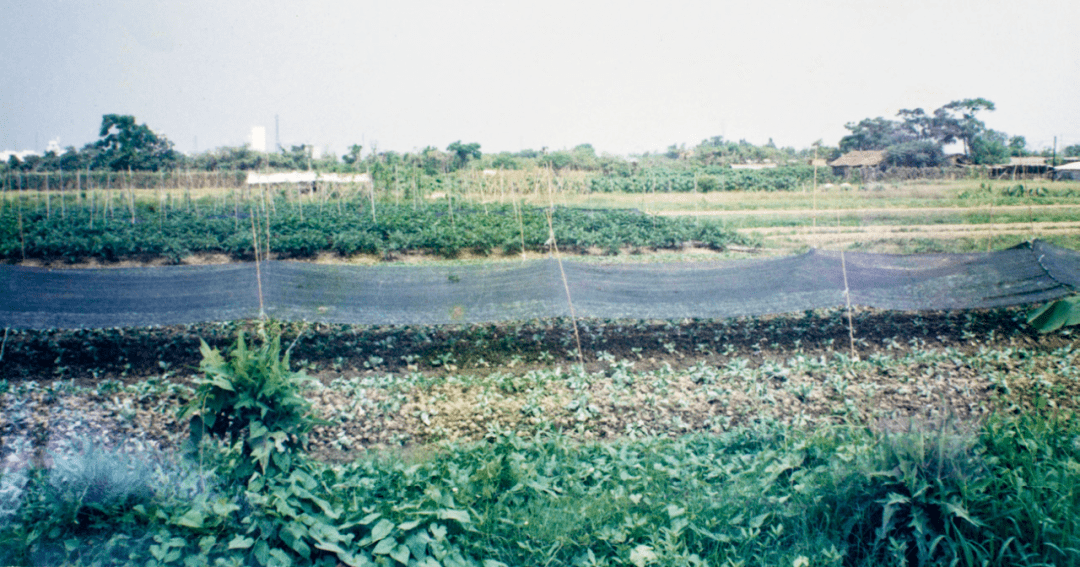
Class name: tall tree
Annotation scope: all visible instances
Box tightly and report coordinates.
[342,144,364,169]
[970,129,1010,165]
[446,140,481,171]
[839,117,901,151]
[1008,136,1027,157]
[91,114,179,171]
[936,98,996,157]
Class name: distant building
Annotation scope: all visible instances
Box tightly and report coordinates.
[989,157,1050,178]
[734,163,777,170]
[246,171,372,192]
[251,127,267,153]
[0,149,41,163]
[828,150,886,176]
[945,154,972,166]
[1053,162,1080,181]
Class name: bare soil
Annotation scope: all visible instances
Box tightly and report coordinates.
[741,221,1080,249]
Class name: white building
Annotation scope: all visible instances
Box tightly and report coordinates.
[0,149,41,163]
[251,127,267,152]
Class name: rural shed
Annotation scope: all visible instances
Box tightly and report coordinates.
[989,157,1050,179]
[828,150,886,177]
[246,171,372,192]
[1054,161,1080,181]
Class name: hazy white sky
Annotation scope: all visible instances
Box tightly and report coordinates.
[2,0,1078,157]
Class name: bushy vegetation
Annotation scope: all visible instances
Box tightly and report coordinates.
[588,165,831,193]
[3,330,1080,566]
[0,195,748,264]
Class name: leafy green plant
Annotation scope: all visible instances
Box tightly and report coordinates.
[0,442,165,566]
[1027,295,1080,333]
[179,329,321,482]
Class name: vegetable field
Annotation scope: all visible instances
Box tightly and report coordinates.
[2,176,1080,567]
[0,193,747,264]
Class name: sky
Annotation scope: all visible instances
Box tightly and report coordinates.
[1,0,1078,158]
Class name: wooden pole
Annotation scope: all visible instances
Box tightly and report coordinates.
[812,145,819,229]
[250,207,265,319]
[369,166,376,223]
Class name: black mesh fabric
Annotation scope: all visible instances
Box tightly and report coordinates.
[1,240,1077,330]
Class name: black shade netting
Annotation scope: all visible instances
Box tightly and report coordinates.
[0,240,1076,330]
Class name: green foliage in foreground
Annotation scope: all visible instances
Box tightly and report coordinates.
[179,332,325,484]
[4,332,1080,566]
[1028,295,1080,333]
[0,198,747,263]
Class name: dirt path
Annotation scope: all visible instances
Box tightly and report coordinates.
[740,220,1080,247]
[657,203,1080,217]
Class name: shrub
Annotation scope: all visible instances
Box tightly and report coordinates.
[179,329,320,483]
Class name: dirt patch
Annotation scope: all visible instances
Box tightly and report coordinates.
[742,221,1080,249]
[15,253,237,270]
[3,307,1076,466]
[657,204,1080,218]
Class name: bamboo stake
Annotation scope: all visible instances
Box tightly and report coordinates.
[369,172,376,224]
[1029,205,1036,241]
[16,198,25,261]
[89,181,95,230]
[251,206,265,319]
[447,177,454,229]
[263,186,272,259]
[545,184,584,365]
[512,182,526,260]
[837,210,857,360]
[812,145,819,229]
[106,172,113,222]
[127,168,136,224]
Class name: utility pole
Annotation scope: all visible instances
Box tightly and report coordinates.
[275,115,280,152]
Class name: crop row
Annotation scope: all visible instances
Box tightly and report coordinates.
[0,197,748,263]
[0,307,1032,381]
[590,165,830,193]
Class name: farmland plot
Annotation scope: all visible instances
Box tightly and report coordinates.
[3,179,1080,566]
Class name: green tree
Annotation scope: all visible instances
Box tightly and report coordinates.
[489,152,521,170]
[970,129,1010,165]
[537,150,575,170]
[936,98,996,158]
[1064,145,1080,158]
[91,114,179,171]
[414,146,449,175]
[342,144,363,169]
[885,140,946,168]
[895,108,932,141]
[446,140,481,171]
[190,146,263,171]
[1008,136,1027,157]
[839,117,901,151]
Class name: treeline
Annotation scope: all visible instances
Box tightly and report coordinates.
[7,100,1073,190]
